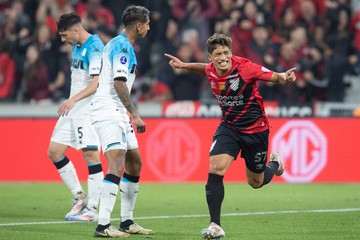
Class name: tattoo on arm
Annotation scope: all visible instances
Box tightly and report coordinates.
[114,81,138,116]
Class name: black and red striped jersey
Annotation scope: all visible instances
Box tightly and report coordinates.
[205,56,273,134]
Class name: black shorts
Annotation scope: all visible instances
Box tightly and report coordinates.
[210,123,269,173]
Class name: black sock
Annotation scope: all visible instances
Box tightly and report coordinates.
[54,156,70,169]
[96,223,110,231]
[262,161,279,186]
[122,172,139,183]
[205,173,224,226]
[104,174,120,185]
[120,219,134,229]
[88,163,102,174]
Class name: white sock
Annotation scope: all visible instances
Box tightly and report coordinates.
[58,161,83,197]
[87,171,104,209]
[98,181,118,226]
[120,179,139,222]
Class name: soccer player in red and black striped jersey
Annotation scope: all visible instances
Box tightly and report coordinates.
[165,33,296,239]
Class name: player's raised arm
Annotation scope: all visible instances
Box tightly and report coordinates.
[164,53,207,76]
[270,67,297,85]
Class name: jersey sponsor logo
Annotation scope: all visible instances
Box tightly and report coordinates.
[146,121,201,181]
[271,120,327,182]
[71,58,84,69]
[216,94,244,107]
[121,48,128,53]
[116,69,128,75]
[230,77,239,91]
[120,56,127,64]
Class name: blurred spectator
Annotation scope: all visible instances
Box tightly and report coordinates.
[171,0,215,47]
[0,41,16,101]
[76,0,115,30]
[159,43,204,101]
[36,0,59,37]
[0,0,10,13]
[95,25,117,45]
[33,23,61,85]
[298,0,322,39]
[21,44,52,104]
[350,9,360,74]
[0,0,32,34]
[271,41,312,102]
[323,7,353,102]
[231,0,264,57]
[216,0,236,19]
[245,24,276,69]
[137,80,173,103]
[181,28,206,62]
[274,7,297,41]
[48,43,71,103]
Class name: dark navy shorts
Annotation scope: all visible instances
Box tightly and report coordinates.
[209,123,269,173]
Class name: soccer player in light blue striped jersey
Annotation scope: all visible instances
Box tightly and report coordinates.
[91,6,154,238]
[48,12,104,222]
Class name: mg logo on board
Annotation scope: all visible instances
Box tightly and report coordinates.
[146,121,201,181]
[271,120,327,182]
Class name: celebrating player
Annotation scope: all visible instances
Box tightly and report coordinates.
[165,33,296,239]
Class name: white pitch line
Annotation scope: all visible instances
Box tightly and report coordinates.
[1,208,359,227]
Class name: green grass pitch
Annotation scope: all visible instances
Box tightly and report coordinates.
[0,183,359,240]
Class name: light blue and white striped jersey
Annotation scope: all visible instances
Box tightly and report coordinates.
[91,32,137,120]
[67,34,104,118]
[70,34,103,97]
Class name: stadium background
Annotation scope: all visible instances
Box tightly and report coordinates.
[1,0,360,184]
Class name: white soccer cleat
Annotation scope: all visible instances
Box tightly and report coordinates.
[270,152,284,176]
[94,225,130,238]
[120,223,154,235]
[64,192,88,220]
[66,206,98,221]
[200,222,225,239]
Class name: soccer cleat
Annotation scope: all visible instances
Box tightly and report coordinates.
[201,222,225,239]
[65,192,88,220]
[94,225,130,238]
[120,223,154,235]
[66,206,98,221]
[270,152,284,176]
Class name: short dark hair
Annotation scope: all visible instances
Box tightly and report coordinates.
[122,5,150,27]
[206,33,232,54]
[57,12,81,32]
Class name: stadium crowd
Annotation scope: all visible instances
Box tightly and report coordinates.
[1,0,360,104]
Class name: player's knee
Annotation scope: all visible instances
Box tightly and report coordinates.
[82,151,100,164]
[247,179,263,189]
[209,164,226,175]
[47,148,60,162]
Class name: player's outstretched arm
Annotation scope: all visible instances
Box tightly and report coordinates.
[57,75,100,116]
[270,67,296,85]
[164,53,207,76]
